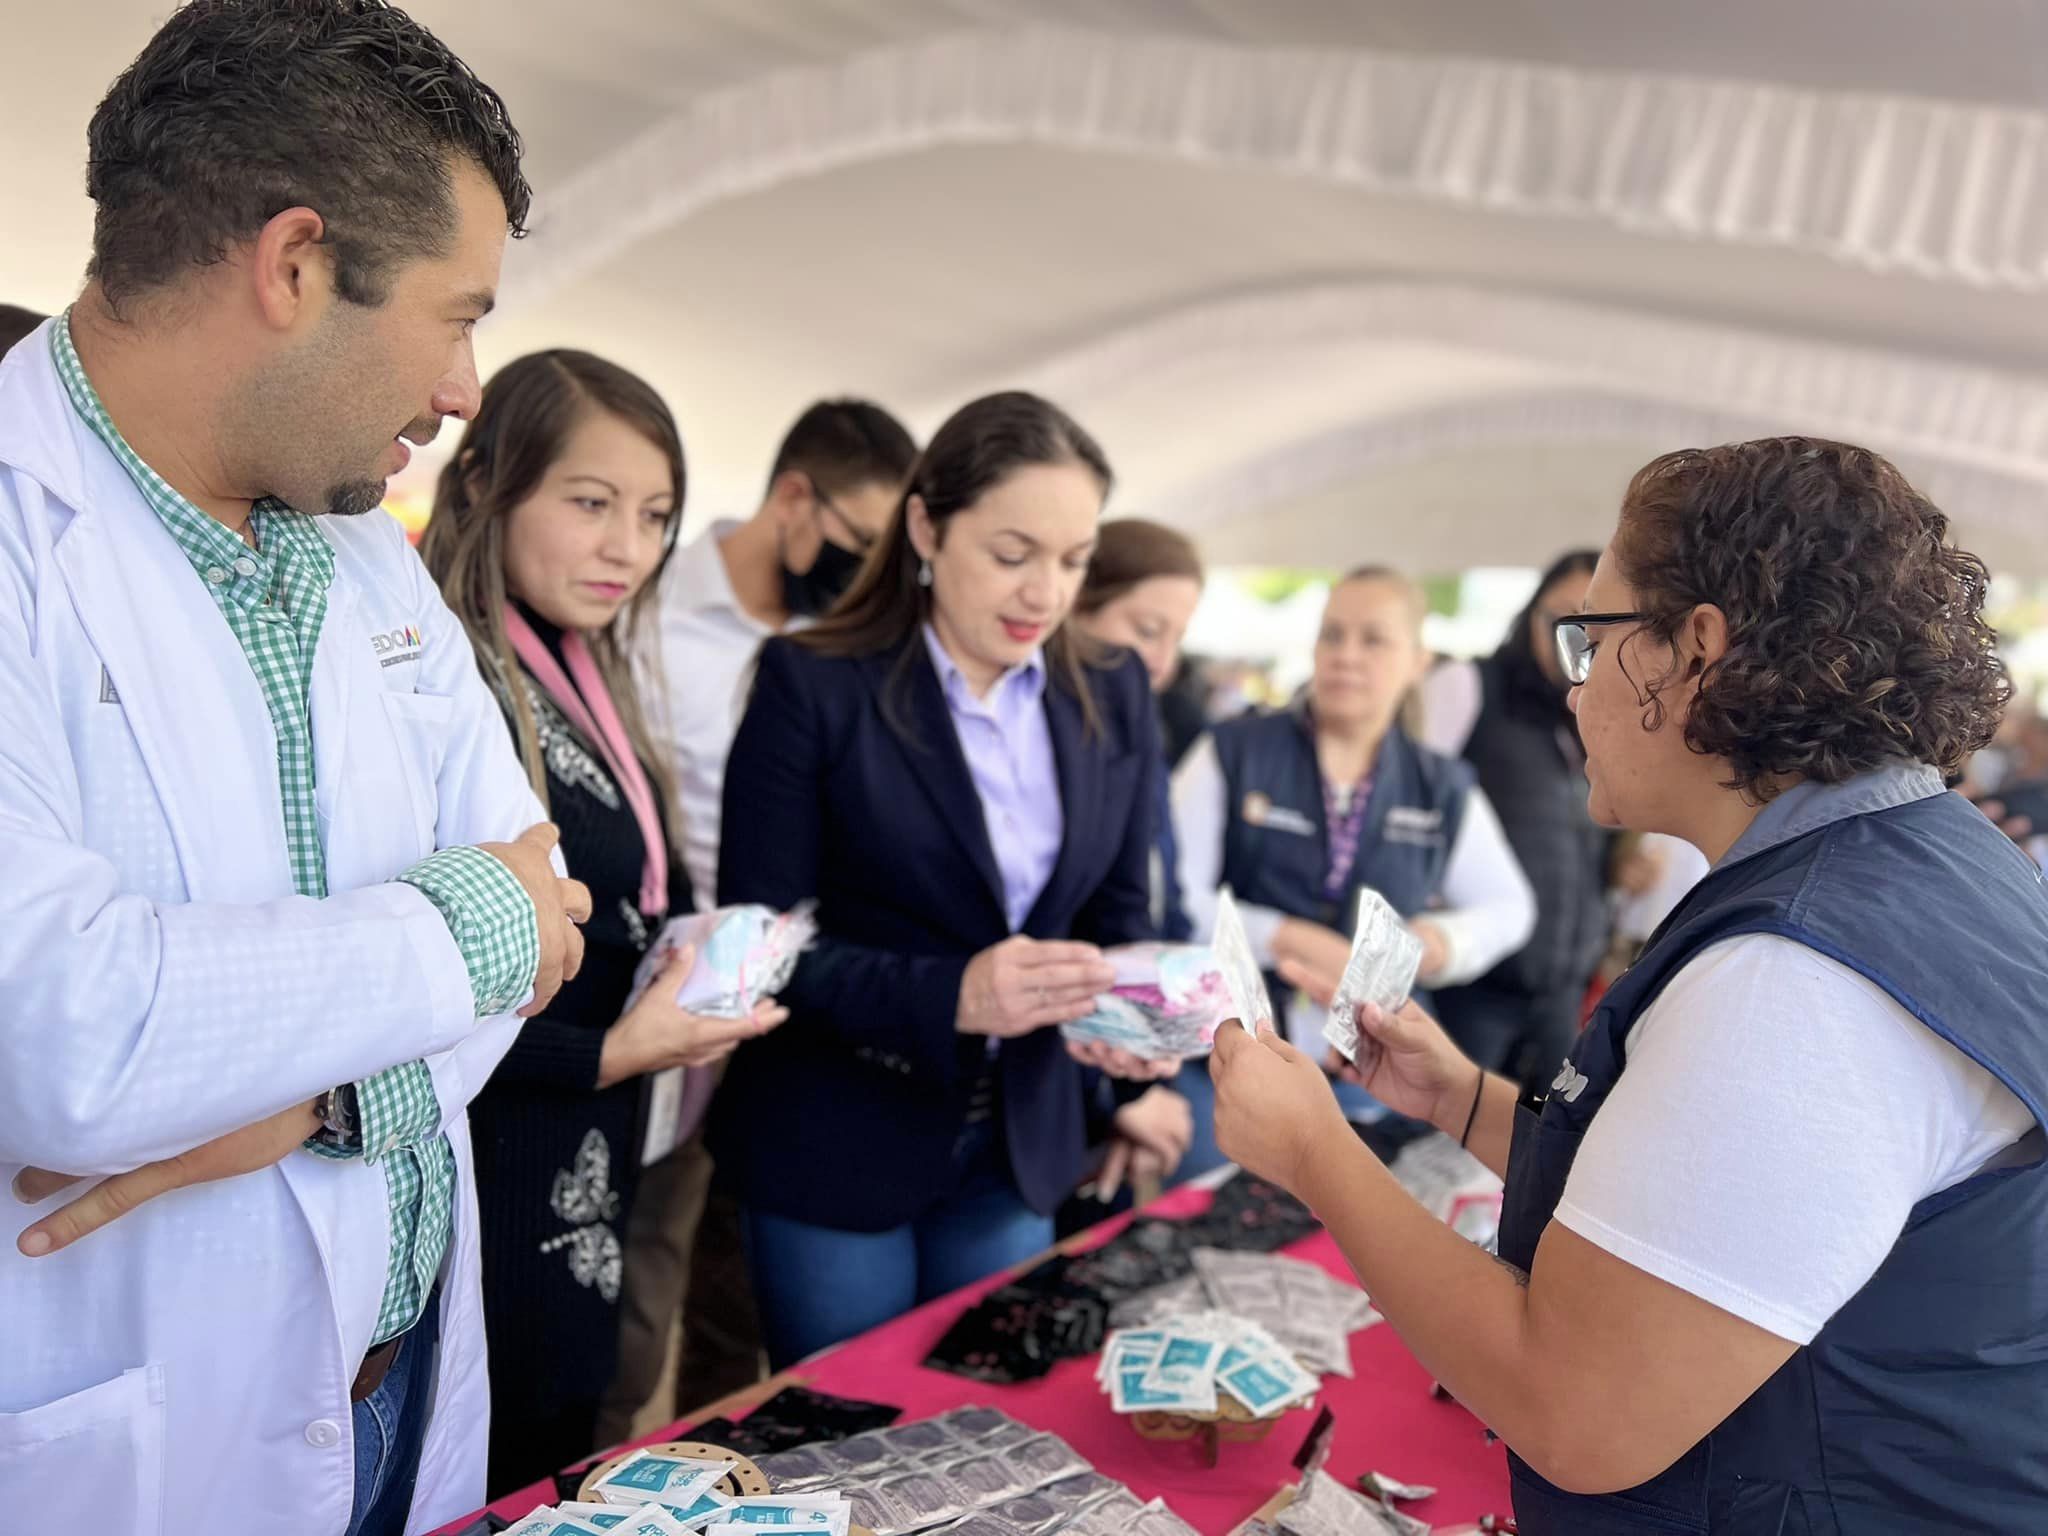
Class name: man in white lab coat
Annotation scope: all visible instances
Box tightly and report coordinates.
[0,3,588,1532]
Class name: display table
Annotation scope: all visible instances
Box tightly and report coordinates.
[434,1181,1511,1534]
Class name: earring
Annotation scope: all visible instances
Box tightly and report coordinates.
[918,559,933,589]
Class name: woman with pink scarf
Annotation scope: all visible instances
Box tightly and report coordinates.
[421,351,784,1495]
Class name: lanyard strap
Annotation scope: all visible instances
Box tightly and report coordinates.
[505,605,668,916]
[1321,775,1374,901]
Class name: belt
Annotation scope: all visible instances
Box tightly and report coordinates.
[351,1334,404,1404]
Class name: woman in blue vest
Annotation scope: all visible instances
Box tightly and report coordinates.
[713,391,1190,1367]
[1173,566,1535,1117]
[1207,437,2044,1533]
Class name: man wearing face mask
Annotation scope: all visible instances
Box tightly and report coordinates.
[602,398,918,1439]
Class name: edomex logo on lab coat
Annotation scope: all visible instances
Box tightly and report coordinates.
[372,625,423,668]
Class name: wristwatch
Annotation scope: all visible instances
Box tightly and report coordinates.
[312,1084,360,1150]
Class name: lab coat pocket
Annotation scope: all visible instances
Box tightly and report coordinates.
[380,690,457,856]
[0,1364,167,1528]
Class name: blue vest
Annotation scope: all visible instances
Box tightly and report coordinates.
[1497,765,2048,1534]
[1210,706,1471,1019]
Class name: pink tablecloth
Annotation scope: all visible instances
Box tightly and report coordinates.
[439,1184,1511,1535]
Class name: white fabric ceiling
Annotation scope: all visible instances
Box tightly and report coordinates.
[4,0,2046,570]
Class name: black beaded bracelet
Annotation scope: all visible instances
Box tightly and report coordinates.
[1458,1067,1486,1149]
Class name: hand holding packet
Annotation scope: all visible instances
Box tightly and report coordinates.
[627,904,816,1021]
[1059,943,1231,1061]
[628,905,814,1164]
[1322,889,1422,1065]
[1211,887,1276,1034]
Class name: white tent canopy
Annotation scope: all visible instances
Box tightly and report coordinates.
[5,0,2046,570]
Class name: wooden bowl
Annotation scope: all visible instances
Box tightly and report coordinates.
[1127,1389,1295,1460]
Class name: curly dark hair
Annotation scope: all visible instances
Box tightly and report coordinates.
[86,0,530,312]
[1615,437,2010,802]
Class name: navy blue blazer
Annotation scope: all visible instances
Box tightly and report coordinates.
[710,632,1161,1231]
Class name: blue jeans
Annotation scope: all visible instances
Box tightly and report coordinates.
[1331,1076,1392,1122]
[346,1291,441,1536]
[1168,1060,1228,1184]
[741,1122,1053,1370]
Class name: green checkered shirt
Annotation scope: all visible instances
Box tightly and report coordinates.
[53,316,538,1345]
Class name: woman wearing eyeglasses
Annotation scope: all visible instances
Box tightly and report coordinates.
[1208,438,2046,1533]
[1171,566,1536,1123]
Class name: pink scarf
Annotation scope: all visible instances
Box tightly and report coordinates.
[504,605,669,918]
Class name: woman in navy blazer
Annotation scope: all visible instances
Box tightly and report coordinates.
[713,391,1190,1366]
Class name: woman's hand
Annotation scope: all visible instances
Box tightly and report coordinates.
[1065,1039,1181,1081]
[1096,1085,1195,1200]
[1276,953,1342,1009]
[1975,797,2036,846]
[957,936,1115,1040]
[1278,920,1449,1000]
[16,1098,322,1257]
[1274,917,1351,983]
[1209,1021,1351,1197]
[1611,839,1668,897]
[1409,918,1451,985]
[1332,998,1476,1130]
[597,944,789,1089]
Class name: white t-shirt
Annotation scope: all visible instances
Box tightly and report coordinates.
[639,520,786,910]
[1555,933,2037,1344]
[1417,656,1483,757]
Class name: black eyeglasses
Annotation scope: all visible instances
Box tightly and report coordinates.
[1552,612,1647,685]
[811,485,878,555]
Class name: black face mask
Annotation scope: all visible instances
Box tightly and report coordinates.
[783,535,865,617]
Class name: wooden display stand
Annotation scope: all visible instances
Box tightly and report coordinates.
[576,1440,774,1503]
[1127,1389,1294,1467]
[575,1440,877,1536]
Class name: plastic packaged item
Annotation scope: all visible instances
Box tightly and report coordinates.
[1323,890,1422,1065]
[1060,943,1232,1061]
[1212,888,1276,1032]
[630,904,815,1163]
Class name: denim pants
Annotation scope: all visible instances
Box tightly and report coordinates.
[345,1290,441,1536]
[740,1121,1052,1370]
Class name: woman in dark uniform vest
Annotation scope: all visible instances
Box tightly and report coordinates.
[1208,438,2046,1533]
[1172,567,1535,1117]
[1425,551,1616,1086]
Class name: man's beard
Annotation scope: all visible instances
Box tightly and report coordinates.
[323,479,386,517]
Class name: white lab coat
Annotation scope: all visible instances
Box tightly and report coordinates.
[0,323,542,1532]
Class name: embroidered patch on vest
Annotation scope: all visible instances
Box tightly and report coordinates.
[1385,805,1446,846]
[1243,791,1316,836]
